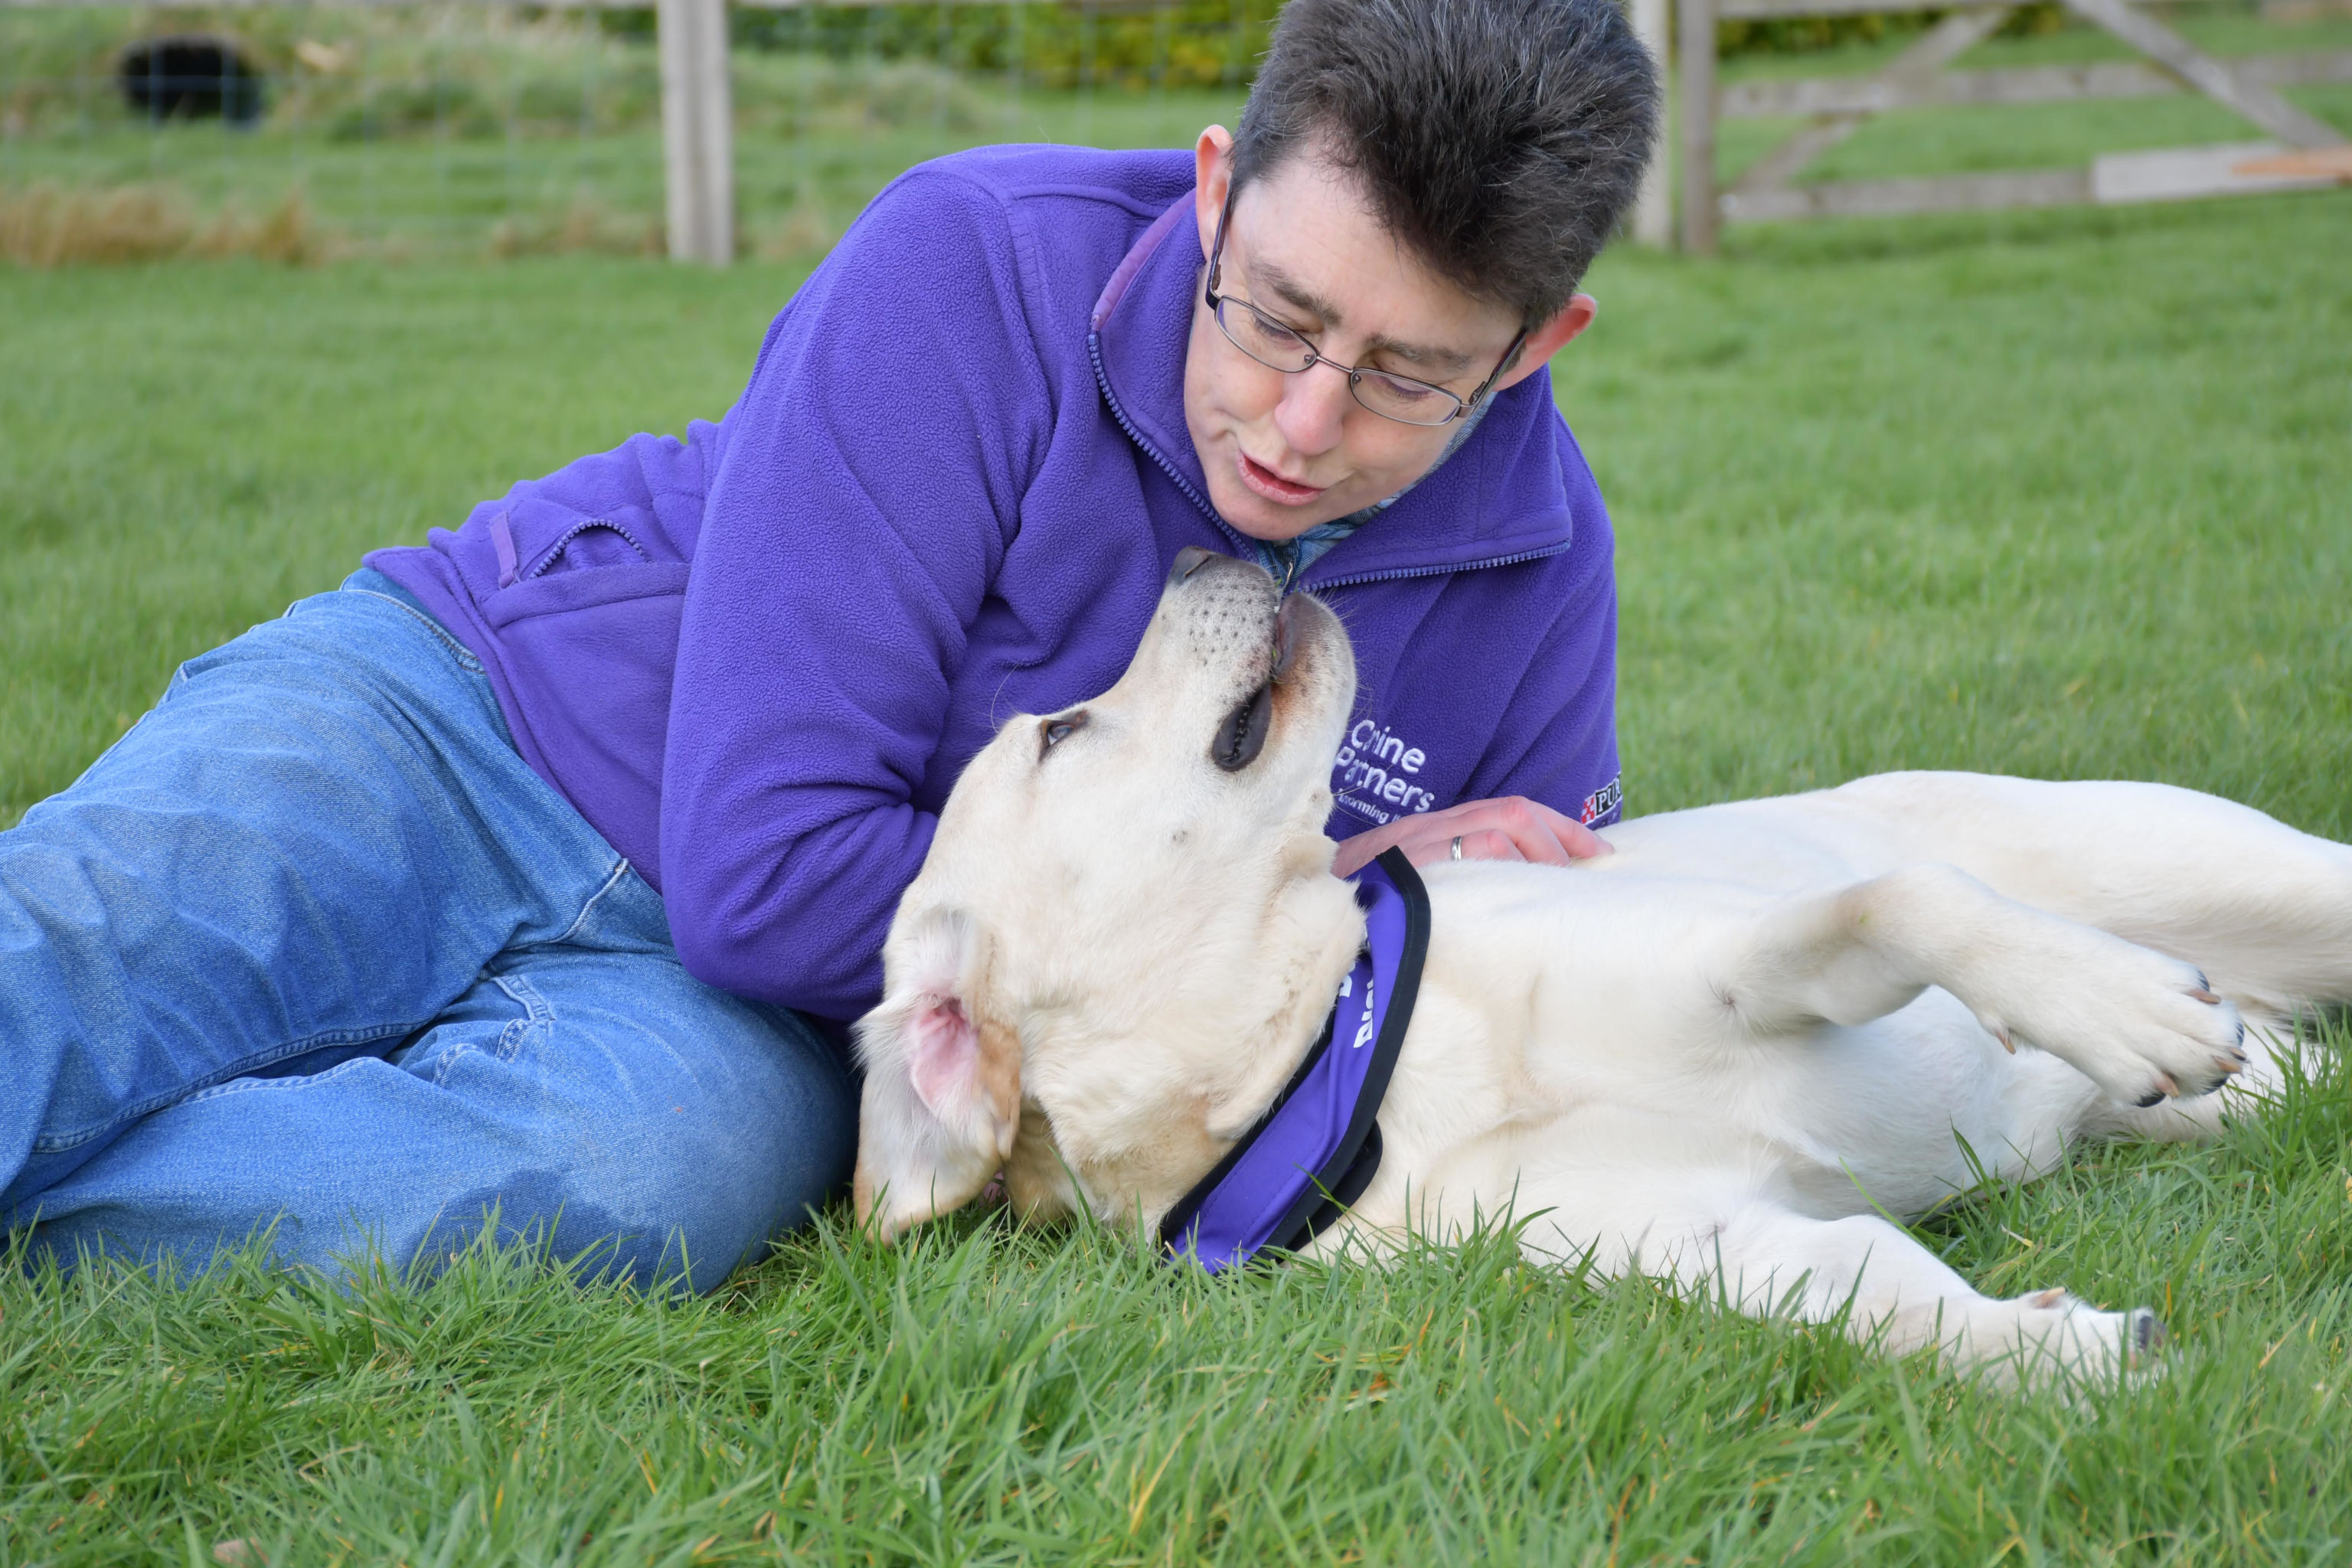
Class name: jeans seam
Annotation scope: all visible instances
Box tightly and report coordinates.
[68,710,152,788]
[430,970,554,1085]
[549,858,634,949]
[64,667,186,789]
[180,1052,387,1102]
[29,1019,430,1152]
[338,589,487,673]
[497,972,553,1063]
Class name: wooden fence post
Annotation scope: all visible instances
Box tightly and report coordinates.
[1676,0,1720,253]
[658,0,734,265]
[1632,0,1675,247]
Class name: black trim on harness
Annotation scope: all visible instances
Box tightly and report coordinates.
[1155,846,1431,1263]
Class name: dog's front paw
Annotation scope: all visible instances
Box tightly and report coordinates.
[1961,1288,2167,1388]
[1978,933,2246,1108]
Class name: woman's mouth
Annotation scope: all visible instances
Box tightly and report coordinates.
[1236,450,1327,506]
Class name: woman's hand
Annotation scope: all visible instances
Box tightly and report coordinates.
[1330,795,1615,877]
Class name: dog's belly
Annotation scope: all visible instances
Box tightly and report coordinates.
[1704,987,2102,1216]
[1341,852,2115,1256]
[1357,983,2100,1254]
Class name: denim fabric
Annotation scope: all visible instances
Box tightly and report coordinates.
[0,572,857,1290]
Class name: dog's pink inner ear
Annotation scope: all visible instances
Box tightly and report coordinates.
[906,995,978,1117]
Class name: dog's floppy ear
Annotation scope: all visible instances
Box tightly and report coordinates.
[852,906,1021,1241]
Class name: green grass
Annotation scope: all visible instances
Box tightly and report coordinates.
[5,178,2352,1560]
[7,1050,2352,1566]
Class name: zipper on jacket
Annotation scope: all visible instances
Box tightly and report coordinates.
[1089,331,1254,559]
[1089,330,1573,596]
[1309,547,1570,594]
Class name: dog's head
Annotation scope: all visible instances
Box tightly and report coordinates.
[852,548,1367,1240]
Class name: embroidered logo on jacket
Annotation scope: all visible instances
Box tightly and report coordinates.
[1578,773,1624,826]
[1332,716,1625,832]
[1333,717,1437,825]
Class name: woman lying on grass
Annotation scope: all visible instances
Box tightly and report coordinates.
[1,0,1656,1289]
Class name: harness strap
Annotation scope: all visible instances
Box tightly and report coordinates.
[1159,847,1432,1271]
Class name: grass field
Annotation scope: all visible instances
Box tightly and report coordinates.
[5,174,2352,1560]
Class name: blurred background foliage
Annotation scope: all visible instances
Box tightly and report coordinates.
[0,2,1278,143]
[2,0,2344,263]
[0,0,2096,149]
[1717,0,2070,54]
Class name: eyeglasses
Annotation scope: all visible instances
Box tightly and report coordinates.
[1204,190,1527,429]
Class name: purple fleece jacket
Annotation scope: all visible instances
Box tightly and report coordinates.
[368,145,1622,1023]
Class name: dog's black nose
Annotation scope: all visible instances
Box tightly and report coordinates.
[1169,545,1219,585]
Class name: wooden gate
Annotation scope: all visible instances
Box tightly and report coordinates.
[1673,0,2352,250]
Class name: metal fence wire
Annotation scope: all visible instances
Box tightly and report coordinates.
[0,1,1278,262]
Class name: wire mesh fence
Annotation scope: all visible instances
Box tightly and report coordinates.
[0,1,1275,262]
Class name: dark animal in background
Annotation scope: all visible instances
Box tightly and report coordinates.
[119,37,266,127]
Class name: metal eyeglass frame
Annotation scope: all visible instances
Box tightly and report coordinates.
[1203,188,1528,428]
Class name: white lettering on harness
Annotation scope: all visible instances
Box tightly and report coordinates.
[1351,978,1379,1048]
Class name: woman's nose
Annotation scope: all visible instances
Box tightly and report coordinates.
[1272,361,1354,456]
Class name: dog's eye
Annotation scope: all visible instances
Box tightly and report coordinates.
[1039,712,1086,757]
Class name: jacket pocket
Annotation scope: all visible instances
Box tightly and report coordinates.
[482,513,692,890]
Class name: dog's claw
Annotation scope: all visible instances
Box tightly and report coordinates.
[2188,987,2223,1004]
[2213,1055,2241,1076]
[1995,1025,2017,1055]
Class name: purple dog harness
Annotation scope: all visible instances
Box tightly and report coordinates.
[1159,848,1432,1271]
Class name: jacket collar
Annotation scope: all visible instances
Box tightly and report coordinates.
[1089,193,1578,584]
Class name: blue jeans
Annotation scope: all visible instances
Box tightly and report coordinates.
[0,572,857,1290]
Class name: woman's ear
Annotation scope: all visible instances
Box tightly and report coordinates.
[1194,124,1235,262]
[851,907,1021,1240]
[1491,292,1599,395]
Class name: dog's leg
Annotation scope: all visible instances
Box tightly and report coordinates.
[1501,1154,2163,1384]
[1655,1198,2164,1387]
[1718,864,2248,1110]
[1822,775,2352,1016]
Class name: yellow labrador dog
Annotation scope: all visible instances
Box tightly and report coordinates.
[852,550,2352,1381]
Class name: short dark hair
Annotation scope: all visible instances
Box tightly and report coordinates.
[1233,0,1660,328]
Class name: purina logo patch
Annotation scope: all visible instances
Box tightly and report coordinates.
[1578,773,1624,826]
[1332,717,1437,825]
